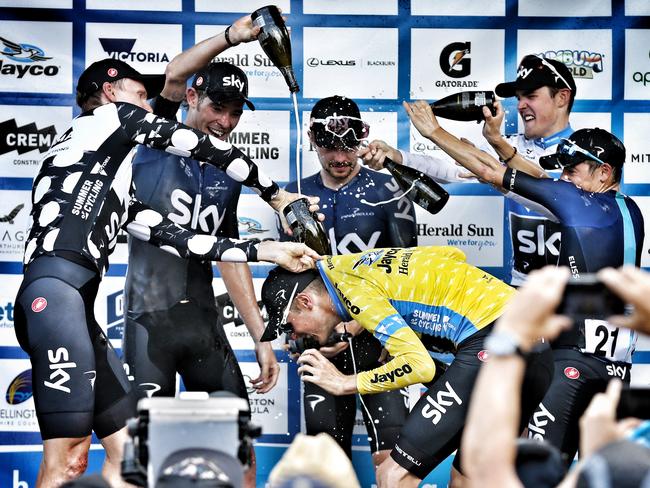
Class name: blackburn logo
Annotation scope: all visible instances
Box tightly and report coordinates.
[0,36,52,62]
[6,369,33,405]
[352,249,384,270]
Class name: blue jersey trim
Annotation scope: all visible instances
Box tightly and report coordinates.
[615,192,636,265]
[535,125,573,149]
[316,261,352,322]
[373,313,407,347]
[389,299,479,346]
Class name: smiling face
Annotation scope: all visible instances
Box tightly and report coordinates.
[185,89,244,140]
[516,86,570,139]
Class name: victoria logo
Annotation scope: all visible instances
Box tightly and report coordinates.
[0,204,24,224]
[0,118,57,156]
[439,42,471,79]
[0,36,59,78]
[6,369,33,405]
[99,38,170,63]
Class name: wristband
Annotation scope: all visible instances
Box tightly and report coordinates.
[224,25,240,47]
[501,146,517,164]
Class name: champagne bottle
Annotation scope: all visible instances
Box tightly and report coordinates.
[251,5,300,93]
[283,198,330,255]
[431,91,496,122]
[384,158,449,214]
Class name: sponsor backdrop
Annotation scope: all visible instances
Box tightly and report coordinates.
[0,1,649,487]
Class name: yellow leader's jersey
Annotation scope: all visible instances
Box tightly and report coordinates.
[316,246,515,395]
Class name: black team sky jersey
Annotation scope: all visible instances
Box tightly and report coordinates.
[125,96,243,312]
[504,168,645,362]
[283,167,417,253]
[503,168,644,274]
[24,102,278,273]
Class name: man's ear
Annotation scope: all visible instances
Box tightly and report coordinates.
[186,87,200,109]
[102,81,116,102]
[555,88,571,110]
[294,292,313,311]
[600,162,614,182]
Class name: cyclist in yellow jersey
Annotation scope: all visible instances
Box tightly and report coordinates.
[261,246,554,487]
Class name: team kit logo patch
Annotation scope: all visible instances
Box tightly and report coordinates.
[564,366,580,380]
[31,296,47,313]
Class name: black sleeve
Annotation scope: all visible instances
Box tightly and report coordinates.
[125,197,259,262]
[114,102,279,202]
[502,168,576,222]
[382,177,418,247]
[151,95,182,119]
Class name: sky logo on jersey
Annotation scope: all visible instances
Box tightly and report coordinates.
[0,36,59,78]
[352,249,384,270]
[537,50,604,79]
[0,118,56,156]
[5,369,32,405]
[99,37,170,63]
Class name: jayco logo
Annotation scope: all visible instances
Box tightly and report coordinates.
[420,381,462,425]
[370,364,413,383]
[44,347,76,393]
[222,74,244,92]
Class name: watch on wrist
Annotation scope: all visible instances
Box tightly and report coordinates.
[484,330,528,359]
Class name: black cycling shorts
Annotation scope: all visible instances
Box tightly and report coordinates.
[527,347,631,465]
[14,256,134,440]
[122,301,248,402]
[303,330,409,456]
[392,325,554,479]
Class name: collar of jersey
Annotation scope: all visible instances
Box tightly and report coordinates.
[316,260,352,321]
[317,166,368,192]
[533,125,573,149]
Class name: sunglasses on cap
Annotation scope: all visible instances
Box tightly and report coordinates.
[310,115,370,146]
[536,56,572,91]
[539,138,606,170]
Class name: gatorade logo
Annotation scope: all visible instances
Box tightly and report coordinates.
[31,297,47,313]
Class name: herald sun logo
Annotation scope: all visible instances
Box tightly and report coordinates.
[31,297,47,313]
[564,366,580,380]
